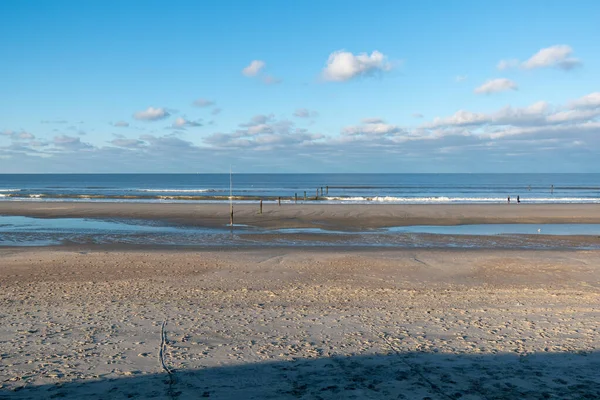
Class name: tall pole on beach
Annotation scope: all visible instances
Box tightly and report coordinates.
[229,165,233,226]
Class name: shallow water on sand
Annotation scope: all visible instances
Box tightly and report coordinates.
[386,224,600,236]
[1,216,600,249]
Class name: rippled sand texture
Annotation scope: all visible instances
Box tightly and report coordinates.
[1,248,599,399]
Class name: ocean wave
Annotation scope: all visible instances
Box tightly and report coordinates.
[0,189,20,192]
[1,192,599,204]
[136,188,215,193]
[324,196,492,202]
[323,196,600,204]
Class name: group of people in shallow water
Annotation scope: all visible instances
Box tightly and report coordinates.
[507,195,520,204]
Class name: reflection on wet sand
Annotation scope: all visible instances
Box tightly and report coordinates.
[2,216,600,249]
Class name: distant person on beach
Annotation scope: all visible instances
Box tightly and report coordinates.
[517,196,520,203]
[507,196,510,203]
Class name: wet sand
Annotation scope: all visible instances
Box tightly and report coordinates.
[1,202,600,230]
[1,247,599,399]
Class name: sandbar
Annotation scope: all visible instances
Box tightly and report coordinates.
[1,202,600,230]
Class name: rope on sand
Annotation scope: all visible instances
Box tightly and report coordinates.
[159,320,173,375]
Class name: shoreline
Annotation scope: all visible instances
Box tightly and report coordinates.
[2,202,600,230]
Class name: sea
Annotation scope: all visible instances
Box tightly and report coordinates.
[1,173,600,204]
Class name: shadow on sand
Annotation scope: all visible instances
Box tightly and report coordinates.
[2,350,599,399]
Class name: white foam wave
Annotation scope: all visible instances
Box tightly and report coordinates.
[136,188,213,193]
[323,196,600,204]
[0,189,20,192]
[2,195,599,205]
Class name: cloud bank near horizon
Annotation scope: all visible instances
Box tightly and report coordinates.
[3,91,598,173]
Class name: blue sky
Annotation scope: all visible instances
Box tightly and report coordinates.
[1,0,599,172]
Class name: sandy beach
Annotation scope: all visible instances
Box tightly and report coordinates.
[1,246,599,399]
[1,202,600,230]
[4,0,600,397]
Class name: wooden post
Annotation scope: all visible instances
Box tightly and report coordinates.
[230,205,234,226]
[304,191,307,201]
[278,196,281,206]
[259,199,263,214]
[320,187,323,196]
[326,186,329,195]
[316,188,319,199]
[295,193,297,203]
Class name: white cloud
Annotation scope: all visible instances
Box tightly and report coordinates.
[240,114,274,127]
[523,45,581,70]
[193,98,215,107]
[485,121,600,140]
[474,78,518,94]
[140,134,194,150]
[133,107,170,121]
[242,60,265,77]
[498,45,582,71]
[342,118,403,137]
[172,117,202,129]
[28,140,48,147]
[1,130,35,140]
[322,50,392,82]
[455,75,468,82]
[425,102,553,130]
[360,117,385,124]
[53,135,80,144]
[262,75,282,85]
[53,135,93,149]
[546,109,600,123]
[497,59,519,70]
[204,114,324,150]
[412,113,424,118]
[113,121,129,127]
[241,61,280,84]
[569,92,600,109]
[247,124,273,135]
[172,117,188,128]
[211,108,222,116]
[40,120,68,124]
[493,102,550,126]
[422,93,600,141]
[110,138,146,148]
[425,110,489,128]
[294,108,319,118]
[18,131,35,140]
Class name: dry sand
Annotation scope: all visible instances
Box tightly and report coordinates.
[1,247,599,399]
[2,202,600,230]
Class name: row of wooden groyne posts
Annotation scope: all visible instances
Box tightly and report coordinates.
[229,185,331,225]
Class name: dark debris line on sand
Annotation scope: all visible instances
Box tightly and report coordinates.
[159,320,179,399]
